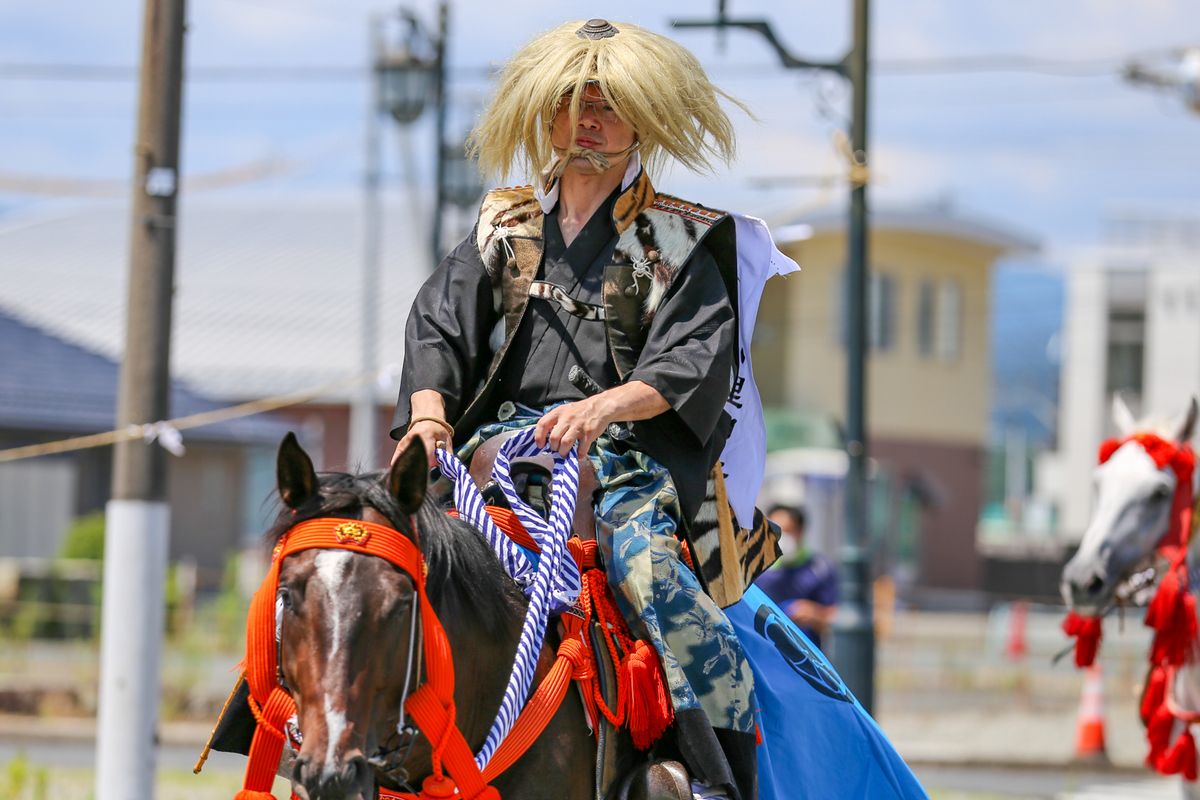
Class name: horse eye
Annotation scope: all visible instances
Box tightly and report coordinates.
[278,587,294,611]
[1152,485,1172,502]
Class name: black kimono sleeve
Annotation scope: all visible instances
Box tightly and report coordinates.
[390,232,497,438]
[626,245,735,446]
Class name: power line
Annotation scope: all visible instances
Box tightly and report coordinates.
[0,48,1184,83]
[872,55,1121,77]
[0,63,364,82]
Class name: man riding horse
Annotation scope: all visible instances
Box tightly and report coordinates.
[391,19,759,799]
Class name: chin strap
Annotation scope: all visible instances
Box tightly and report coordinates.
[543,141,641,183]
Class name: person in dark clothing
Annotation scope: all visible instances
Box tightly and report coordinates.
[389,19,758,800]
[755,504,840,650]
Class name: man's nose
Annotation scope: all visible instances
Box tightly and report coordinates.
[577,107,601,127]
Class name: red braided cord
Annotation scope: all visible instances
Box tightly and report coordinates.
[245,692,285,741]
[580,569,628,727]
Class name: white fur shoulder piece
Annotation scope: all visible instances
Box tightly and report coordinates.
[613,194,727,319]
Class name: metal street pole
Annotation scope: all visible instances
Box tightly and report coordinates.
[349,14,384,472]
[430,1,449,268]
[673,0,876,713]
[837,0,875,713]
[95,0,186,797]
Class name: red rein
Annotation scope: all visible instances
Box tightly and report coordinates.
[1062,433,1199,779]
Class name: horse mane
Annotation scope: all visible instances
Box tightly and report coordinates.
[264,471,525,632]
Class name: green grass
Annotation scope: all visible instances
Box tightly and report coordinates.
[0,754,290,800]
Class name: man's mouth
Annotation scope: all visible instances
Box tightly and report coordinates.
[575,137,600,149]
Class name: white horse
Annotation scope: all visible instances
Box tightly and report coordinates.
[1061,394,1200,796]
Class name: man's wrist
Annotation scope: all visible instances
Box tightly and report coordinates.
[587,391,617,427]
[408,416,455,437]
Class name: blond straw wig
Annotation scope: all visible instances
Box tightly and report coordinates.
[468,20,746,182]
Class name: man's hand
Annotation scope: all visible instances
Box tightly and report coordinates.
[534,380,670,457]
[395,419,449,468]
[534,396,612,457]
[786,599,837,630]
[394,389,450,468]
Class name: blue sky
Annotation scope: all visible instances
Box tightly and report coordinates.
[2,0,1198,253]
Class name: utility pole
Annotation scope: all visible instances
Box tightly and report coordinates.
[430,2,449,267]
[350,2,447,471]
[95,0,186,797]
[351,13,385,473]
[675,0,876,712]
[841,0,875,714]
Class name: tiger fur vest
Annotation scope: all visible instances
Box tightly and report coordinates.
[457,169,779,608]
[471,168,738,385]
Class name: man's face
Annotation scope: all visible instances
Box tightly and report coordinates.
[769,510,804,542]
[550,84,636,175]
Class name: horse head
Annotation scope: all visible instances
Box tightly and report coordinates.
[1061,395,1198,615]
[271,432,428,800]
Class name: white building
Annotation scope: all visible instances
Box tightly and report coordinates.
[1049,212,1200,539]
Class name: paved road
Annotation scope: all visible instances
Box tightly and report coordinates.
[913,765,1178,799]
[0,738,1183,799]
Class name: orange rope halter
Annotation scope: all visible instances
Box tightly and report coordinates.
[236,517,592,800]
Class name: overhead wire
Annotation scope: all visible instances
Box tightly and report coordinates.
[0,47,1185,83]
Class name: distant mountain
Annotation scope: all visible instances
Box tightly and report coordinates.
[990,262,1064,447]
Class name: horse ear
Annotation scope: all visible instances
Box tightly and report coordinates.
[1112,392,1137,436]
[386,438,427,514]
[277,432,319,509]
[1174,396,1199,444]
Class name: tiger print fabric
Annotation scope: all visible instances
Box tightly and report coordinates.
[689,467,783,609]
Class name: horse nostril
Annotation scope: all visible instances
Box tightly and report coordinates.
[345,755,368,786]
[1085,575,1105,596]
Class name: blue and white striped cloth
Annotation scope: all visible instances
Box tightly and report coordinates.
[435,427,582,771]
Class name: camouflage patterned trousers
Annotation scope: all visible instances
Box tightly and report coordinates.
[461,405,755,734]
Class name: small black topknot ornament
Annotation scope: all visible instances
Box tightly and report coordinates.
[576,19,619,40]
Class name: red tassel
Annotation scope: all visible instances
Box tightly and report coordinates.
[1147,705,1176,766]
[1160,728,1198,780]
[1062,611,1102,667]
[623,640,674,750]
[1142,667,1168,726]
[234,791,277,800]
[1146,568,1199,667]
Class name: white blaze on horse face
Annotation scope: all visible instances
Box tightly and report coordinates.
[1063,442,1175,610]
[322,694,348,781]
[314,550,353,661]
[312,550,354,777]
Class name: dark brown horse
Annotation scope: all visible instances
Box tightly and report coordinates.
[271,432,593,799]
[269,433,691,800]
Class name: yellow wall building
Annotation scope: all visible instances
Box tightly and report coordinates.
[760,208,1035,595]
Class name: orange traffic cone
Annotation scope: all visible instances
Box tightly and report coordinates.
[1005,600,1029,661]
[1074,663,1110,764]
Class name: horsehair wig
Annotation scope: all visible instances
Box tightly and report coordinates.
[467,20,748,182]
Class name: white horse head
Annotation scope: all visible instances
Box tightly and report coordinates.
[1060,394,1199,615]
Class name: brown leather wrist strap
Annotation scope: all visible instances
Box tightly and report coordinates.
[408,416,455,438]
